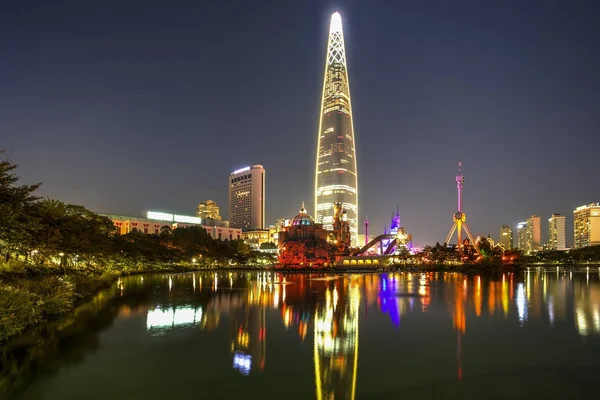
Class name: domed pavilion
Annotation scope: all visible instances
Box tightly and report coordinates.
[290,202,315,226]
[279,202,328,242]
[277,202,332,267]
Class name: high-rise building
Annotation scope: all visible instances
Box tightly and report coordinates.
[229,165,265,231]
[526,214,541,254]
[196,200,222,221]
[499,225,513,250]
[314,12,359,246]
[548,214,567,250]
[573,203,600,249]
[517,222,527,250]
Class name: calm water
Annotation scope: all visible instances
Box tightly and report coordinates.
[2,268,600,399]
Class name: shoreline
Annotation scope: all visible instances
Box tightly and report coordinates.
[2,261,599,343]
[0,262,207,343]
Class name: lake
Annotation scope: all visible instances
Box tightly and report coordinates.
[3,268,600,399]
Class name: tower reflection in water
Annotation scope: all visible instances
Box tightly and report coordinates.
[313,281,360,400]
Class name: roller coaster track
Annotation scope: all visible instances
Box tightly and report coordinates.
[351,234,396,256]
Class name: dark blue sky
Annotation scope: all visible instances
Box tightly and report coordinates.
[2,0,599,247]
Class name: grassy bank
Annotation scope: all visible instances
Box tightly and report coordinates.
[0,261,207,343]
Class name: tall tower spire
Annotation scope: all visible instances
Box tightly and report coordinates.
[315,11,359,246]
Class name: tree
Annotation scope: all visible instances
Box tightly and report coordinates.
[32,199,116,266]
[0,152,41,261]
[259,242,277,250]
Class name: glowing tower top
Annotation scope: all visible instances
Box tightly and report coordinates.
[315,12,358,246]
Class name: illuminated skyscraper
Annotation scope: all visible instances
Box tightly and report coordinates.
[315,12,358,245]
[548,214,567,250]
[229,165,265,231]
[499,225,513,250]
[517,222,527,250]
[526,214,541,254]
[573,203,600,248]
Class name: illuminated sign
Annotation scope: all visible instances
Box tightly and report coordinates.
[232,166,251,175]
[174,215,202,224]
[147,211,173,221]
[147,211,202,224]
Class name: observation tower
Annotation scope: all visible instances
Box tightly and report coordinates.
[445,162,480,255]
[314,12,359,246]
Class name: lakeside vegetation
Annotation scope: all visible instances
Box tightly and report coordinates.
[412,239,600,268]
[0,153,274,341]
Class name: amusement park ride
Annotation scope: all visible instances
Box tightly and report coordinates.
[350,208,413,257]
[445,162,481,255]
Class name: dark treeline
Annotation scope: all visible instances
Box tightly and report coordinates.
[0,152,271,272]
[414,237,600,267]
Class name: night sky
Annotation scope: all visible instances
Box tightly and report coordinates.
[2,0,599,247]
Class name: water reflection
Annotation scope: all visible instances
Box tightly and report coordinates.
[139,270,600,395]
[314,282,359,400]
[4,268,600,399]
[146,306,203,331]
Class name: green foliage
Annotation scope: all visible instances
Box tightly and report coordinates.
[260,242,277,250]
[0,152,42,260]
[0,268,122,343]
[17,277,76,316]
[0,283,39,341]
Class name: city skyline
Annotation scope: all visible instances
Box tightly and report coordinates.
[2,1,600,247]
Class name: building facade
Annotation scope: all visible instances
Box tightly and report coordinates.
[314,12,358,246]
[548,214,567,250]
[517,222,527,251]
[196,200,221,220]
[574,203,600,248]
[100,212,241,241]
[100,214,167,235]
[229,165,265,231]
[241,229,271,249]
[277,205,332,267]
[526,214,542,254]
[499,225,513,250]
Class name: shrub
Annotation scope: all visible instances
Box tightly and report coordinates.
[12,276,76,317]
[0,284,40,341]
